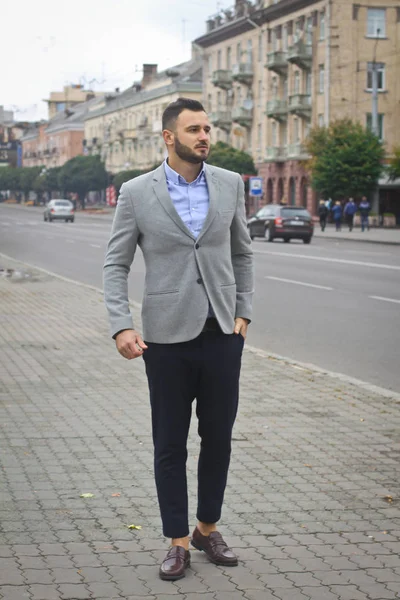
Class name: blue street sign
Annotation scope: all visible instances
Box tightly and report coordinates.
[249,176,263,197]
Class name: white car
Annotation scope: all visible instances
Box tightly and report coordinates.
[44,199,75,223]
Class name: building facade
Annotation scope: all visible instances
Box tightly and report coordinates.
[43,84,103,120]
[0,107,31,168]
[21,96,105,169]
[195,0,400,214]
[84,55,202,173]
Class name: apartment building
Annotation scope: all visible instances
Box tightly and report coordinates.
[195,0,400,213]
[43,84,103,120]
[84,54,202,173]
[22,96,105,169]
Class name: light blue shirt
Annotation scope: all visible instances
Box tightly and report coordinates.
[164,160,209,239]
[164,159,214,317]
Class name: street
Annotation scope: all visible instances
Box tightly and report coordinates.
[1,203,399,391]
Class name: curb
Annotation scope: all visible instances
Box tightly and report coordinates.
[2,251,399,402]
[313,234,400,247]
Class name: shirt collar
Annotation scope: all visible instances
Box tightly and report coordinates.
[164,159,205,186]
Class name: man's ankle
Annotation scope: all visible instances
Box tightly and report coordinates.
[171,536,189,551]
[197,521,217,536]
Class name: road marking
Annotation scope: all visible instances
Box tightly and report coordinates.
[266,276,333,291]
[369,295,400,305]
[254,249,400,271]
[90,244,101,248]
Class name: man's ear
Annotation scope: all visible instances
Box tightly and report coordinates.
[162,129,174,147]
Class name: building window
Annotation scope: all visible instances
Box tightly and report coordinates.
[283,76,288,99]
[227,47,231,70]
[306,72,312,95]
[236,42,241,63]
[318,114,324,127]
[293,118,299,143]
[306,16,313,45]
[293,71,300,94]
[294,19,302,42]
[217,91,221,108]
[320,12,325,40]
[367,62,385,90]
[282,122,287,147]
[258,80,262,105]
[272,76,278,99]
[282,25,288,51]
[207,94,212,112]
[319,65,325,93]
[217,50,222,70]
[258,34,262,61]
[257,123,262,149]
[366,113,384,140]
[271,121,277,147]
[271,29,278,51]
[208,55,212,76]
[247,39,253,62]
[56,102,65,112]
[367,8,386,38]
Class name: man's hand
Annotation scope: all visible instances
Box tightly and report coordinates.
[234,318,249,340]
[116,329,148,359]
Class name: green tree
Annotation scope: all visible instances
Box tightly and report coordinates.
[0,168,21,196]
[113,168,150,194]
[20,167,43,203]
[33,167,62,198]
[304,119,385,200]
[58,156,107,209]
[387,146,400,181]
[207,141,257,175]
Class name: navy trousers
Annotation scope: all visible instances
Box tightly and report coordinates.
[142,329,244,539]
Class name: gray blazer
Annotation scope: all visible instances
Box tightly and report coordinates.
[103,163,254,343]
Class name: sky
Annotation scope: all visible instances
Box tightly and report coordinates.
[3,0,232,122]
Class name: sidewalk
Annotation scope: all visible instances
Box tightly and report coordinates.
[313,225,400,245]
[1,256,400,600]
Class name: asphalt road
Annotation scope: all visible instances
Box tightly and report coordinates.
[1,204,399,391]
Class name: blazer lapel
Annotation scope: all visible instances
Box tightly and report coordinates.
[198,164,219,242]
[152,165,196,241]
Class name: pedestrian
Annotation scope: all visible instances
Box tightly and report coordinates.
[318,199,328,231]
[103,97,254,581]
[343,197,357,231]
[332,200,342,231]
[359,196,371,232]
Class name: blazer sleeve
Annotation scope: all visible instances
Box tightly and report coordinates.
[103,183,140,338]
[230,174,254,322]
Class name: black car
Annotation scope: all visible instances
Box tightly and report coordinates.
[247,204,314,243]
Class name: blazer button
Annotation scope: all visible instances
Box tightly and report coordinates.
[197,278,203,284]
[195,243,200,249]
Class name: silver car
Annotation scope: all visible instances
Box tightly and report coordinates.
[44,199,75,222]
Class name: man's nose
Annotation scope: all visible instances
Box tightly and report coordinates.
[198,130,209,141]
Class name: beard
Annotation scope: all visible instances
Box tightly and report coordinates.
[174,135,209,164]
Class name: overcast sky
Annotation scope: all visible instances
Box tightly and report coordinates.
[3,0,232,121]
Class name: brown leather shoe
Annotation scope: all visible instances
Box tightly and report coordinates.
[159,546,190,581]
[191,527,238,566]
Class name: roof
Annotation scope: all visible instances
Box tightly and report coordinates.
[84,59,202,121]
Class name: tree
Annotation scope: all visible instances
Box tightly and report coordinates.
[33,167,62,198]
[0,168,21,195]
[304,119,385,200]
[58,156,108,209]
[113,168,150,194]
[387,146,400,181]
[19,167,42,203]
[207,141,257,175]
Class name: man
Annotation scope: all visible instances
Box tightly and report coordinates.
[318,199,328,232]
[343,197,357,232]
[332,200,343,231]
[103,98,254,581]
[359,196,371,232]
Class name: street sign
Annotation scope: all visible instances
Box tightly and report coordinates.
[249,177,263,197]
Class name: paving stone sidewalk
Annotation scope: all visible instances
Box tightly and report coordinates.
[1,257,400,600]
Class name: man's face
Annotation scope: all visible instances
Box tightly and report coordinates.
[169,109,211,164]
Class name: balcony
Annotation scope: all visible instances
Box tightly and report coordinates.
[232,106,253,128]
[288,94,312,118]
[209,111,232,132]
[266,146,287,162]
[124,129,138,139]
[232,63,253,85]
[287,143,309,159]
[211,69,233,90]
[266,51,288,75]
[287,40,312,70]
[266,99,288,121]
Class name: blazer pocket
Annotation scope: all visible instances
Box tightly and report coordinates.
[147,289,179,296]
[220,282,236,288]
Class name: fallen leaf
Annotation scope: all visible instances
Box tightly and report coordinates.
[304,464,313,468]
[127,524,142,530]
[111,493,121,497]
[383,495,393,503]
[360,418,365,422]
[80,493,94,498]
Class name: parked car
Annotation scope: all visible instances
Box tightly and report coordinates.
[44,200,75,223]
[247,204,314,243]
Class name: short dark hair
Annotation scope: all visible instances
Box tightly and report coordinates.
[162,97,206,131]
